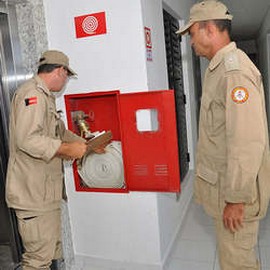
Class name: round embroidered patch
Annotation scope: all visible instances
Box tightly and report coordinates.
[231,87,249,104]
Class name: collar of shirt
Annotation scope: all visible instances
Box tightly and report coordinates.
[208,42,236,72]
[34,75,54,98]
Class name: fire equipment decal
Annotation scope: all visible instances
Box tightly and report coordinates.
[75,12,107,39]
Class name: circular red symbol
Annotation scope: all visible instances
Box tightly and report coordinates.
[82,16,98,34]
[231,87,249,104]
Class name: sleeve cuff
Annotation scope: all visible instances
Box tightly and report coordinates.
[42,139,62,162]
[224,191,255,204]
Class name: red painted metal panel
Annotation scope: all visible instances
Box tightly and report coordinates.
[119,90,180,192]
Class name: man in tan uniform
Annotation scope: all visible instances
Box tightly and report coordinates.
[177,1,270,269]
[5,50,87,270]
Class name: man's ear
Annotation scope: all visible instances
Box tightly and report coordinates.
[206,22,217,37]
[54,66,63,77]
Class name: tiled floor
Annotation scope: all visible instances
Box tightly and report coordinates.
[3,199,270,270]
[165,200,270,270]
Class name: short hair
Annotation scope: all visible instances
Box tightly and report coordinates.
[199,19,232,36]
[37,63,62,74]
[213,19,232,35]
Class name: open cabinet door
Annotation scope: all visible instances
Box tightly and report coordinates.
[119,90,181,192]
[65,90,181,193]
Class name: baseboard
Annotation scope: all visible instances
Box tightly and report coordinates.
[69,254,163,270]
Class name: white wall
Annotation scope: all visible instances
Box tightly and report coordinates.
[141,0,197,264]
[163,0,195,20]
[258,8,270,126]
[43,0,196,268]
[141,0,168,90]
[44,0,148,94]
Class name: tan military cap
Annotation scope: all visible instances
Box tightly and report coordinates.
[38,50,77,76]
[176,0,233,35]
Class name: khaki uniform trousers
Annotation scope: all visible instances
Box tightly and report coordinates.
[16,208,62,270]
[215,218,260,270]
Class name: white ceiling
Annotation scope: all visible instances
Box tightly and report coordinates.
[221,0,270,40]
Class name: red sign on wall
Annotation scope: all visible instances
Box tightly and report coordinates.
[144,27,152,61]
[74,12,107,39]
[144,27,152,48]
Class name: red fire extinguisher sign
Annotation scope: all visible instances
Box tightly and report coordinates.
[144,27,152,49]
[74,11,107,39]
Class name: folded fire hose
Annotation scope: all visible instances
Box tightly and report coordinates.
[78,141,125,188]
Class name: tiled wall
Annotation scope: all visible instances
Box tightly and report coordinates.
[15,0,48,75]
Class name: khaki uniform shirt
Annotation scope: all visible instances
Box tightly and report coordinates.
[195,42,270,219]
[6,76,81,212]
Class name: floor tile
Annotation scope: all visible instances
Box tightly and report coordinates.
[259,215,270,231]
[259,246,270,268]
[259,228,270,247]
[171,239,216,263]
[165,257,214,270]
[178,202,216,243]
[179,221,216,242]
[185,202,214,227]
[213,255,220,270]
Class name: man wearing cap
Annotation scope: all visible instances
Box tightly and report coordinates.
[177,1,270,269]
[5,50,87,270]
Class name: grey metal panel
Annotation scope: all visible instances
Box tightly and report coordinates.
[0,3,25,100]
[0,76,21,266]
[0,103,9,243]
[0,2,23,266]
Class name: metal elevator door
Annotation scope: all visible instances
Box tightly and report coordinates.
[0,9,22,270]
[163,10,189,181]
[0,85,21,270]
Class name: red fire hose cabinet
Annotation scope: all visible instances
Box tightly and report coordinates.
[64,90,181,193]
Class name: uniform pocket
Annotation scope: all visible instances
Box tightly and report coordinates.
[234,221,259,250]
[195,165,220,216]
[197,165,218,185]
[17,216,39,243]
[44,174,63,202]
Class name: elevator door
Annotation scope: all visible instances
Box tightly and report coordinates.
[0,81,21,269]
[0,10,22,269]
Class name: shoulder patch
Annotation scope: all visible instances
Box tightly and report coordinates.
[225,52,240,72]
[231,87,249,104]
[25,96,37,106]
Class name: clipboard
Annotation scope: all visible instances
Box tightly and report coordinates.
[85,130,112,155]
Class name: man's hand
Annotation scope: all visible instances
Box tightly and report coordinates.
[56,141,87,160]
[223,202,244,233]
